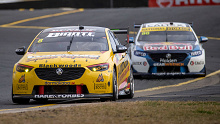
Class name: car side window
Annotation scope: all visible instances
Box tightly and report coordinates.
[111,32,121,45]
[108,31,117,52]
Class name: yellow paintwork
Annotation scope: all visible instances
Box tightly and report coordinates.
[12,28,131,96]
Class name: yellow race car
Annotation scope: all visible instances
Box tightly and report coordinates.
[12,26,134,104]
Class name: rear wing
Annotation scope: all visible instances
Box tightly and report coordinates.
[134,24,141,28]
[111,27,130,43]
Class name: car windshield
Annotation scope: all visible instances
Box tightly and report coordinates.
[28,30,109,52]
[137,27,196,42]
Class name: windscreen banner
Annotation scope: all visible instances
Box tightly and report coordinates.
[148,0,220,7]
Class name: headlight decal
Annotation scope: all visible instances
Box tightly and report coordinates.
[87,63,109,72]
[16,64,34,72]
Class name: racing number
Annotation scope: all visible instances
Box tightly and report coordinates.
[38,39,43,43]
[142,32,150,35]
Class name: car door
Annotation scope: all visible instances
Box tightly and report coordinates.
[108,31,129,90]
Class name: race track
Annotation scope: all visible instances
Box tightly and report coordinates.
[0,6,220,111]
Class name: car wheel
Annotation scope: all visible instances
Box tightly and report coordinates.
[201,66,206,77]
[112,68,118,101]
[12,87,30,104]
[126,68,134,99]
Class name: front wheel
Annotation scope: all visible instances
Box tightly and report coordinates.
[126,68,134,99]
[111,68,118,101]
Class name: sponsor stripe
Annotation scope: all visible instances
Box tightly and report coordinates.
[135,69,220,93]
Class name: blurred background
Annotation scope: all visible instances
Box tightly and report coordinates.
[1,0,219,9]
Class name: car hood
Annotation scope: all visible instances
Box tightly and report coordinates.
[18,51,111,68]
[136,41,200,53]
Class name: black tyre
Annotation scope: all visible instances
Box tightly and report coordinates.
[112,68,118,101]
[126,68,134,99]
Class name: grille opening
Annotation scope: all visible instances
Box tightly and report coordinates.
[32,85,89,95]
[149,53,188,62]
[149,66,189,73]
[157,66,180,73]
[35,68,85,81]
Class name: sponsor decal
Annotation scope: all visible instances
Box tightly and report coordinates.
[47,32,95,38]
[50,29,95,32]
[19,74,25,83]
[190,61,195,65]
[149,0,220,8]
[145,23,186,27]
[16,84,28,90]
[27,54,100,62]
[118,61,129,76]
[119,78,128,90]
[34,94,84,98]
[94,83,107,90]
[133,61,148,66]
[141,27,191,32]
[96,74,104,82]
[17,74,28,90]
[134,51,147,57]
[152,72,186,75]
[133,62,142,65]
[190,61,204,65]
[143,44,193,51]
[191,50,202,56]
[39,64,81,68]
[119,65,129,82]
[143,61,148,66]
[160,58,177,63]
[45,81,75,85]
[153,63,184,66]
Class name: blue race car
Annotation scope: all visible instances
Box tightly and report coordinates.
[129,22,207,77]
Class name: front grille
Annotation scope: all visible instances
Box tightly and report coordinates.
[35,68,85,81]
[157,66,180,73]
[149,53,188,62]
[32,85,89,94]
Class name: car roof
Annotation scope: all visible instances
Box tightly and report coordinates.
[142,22,190,28]
[42,26,107,33]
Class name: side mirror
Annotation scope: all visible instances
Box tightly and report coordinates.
[129,37,134,43]
[15,46,25,55]
[200,36,208,43]
[115,45,127,53]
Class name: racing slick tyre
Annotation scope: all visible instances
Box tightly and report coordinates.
[12,87,30,104]
[200,66,206,77]
[111,68,118,101]
[125,68,134,99]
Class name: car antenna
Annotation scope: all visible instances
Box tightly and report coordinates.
[67,35,74,52]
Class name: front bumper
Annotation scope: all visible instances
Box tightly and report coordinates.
[13,93,113,99]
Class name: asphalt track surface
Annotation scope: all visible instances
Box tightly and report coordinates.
[0,6,220,111]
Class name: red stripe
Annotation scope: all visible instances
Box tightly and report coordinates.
[39,86,44,95]
[76,85,82,94]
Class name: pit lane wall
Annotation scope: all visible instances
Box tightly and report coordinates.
[0,0,219,10]
[0,0,149,9]
[149,0,220,7]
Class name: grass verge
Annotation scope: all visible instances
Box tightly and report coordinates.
[0,101,220,124]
